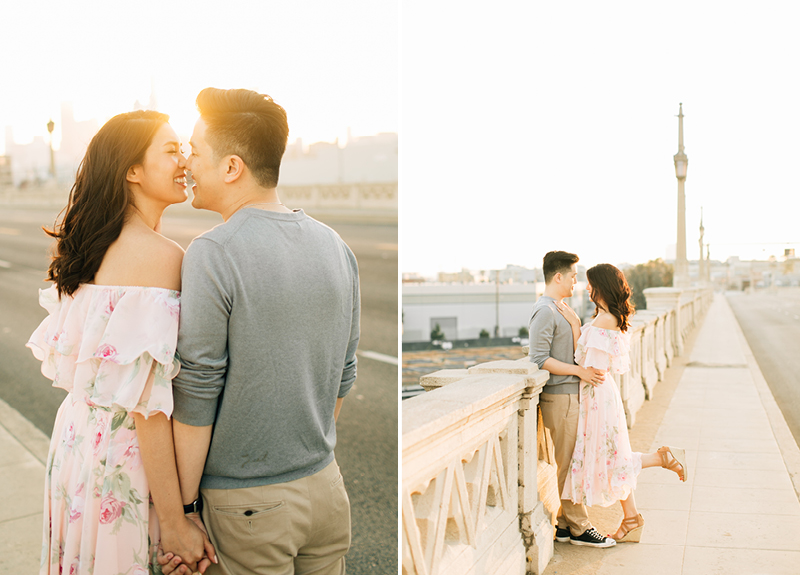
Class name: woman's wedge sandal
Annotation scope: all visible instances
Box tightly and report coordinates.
[658,446,688,482]
[612,514,645,543]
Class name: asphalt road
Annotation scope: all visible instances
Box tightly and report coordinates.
[727,289,800,448]
[0,203,398,574]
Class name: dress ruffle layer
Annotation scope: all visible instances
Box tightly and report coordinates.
[574,324,632,375]
[27,285,181,418]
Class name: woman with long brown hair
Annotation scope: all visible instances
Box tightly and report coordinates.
[27,111,213,574]
[555,263,688,543]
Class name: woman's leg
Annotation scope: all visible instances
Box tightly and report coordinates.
[641,448,686,481]
[619,491,637,519]
[640,451,662,469]
[613,491,644,541]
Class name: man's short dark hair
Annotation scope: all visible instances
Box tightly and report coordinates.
[196,87,289,188]
[543,251,579,283]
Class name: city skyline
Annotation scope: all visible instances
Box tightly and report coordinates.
[2,97,398,187]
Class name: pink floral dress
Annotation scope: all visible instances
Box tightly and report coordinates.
[561,323,642,507]
[27,284,181,575]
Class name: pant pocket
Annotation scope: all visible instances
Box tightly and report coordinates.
[211,501,284,519]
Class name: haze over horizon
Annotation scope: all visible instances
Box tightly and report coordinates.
[0,0,397,155]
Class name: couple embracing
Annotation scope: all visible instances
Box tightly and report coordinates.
[529,251,687,547]
[27,88,359,574]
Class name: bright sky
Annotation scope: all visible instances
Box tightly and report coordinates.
[400,1,800,277]
[0,0,397,152]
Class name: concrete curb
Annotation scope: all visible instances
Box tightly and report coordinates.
[0,398,49,465]
[727,297,800,502]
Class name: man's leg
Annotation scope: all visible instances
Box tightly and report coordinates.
[294,460,350,575]
[539,392,591,536]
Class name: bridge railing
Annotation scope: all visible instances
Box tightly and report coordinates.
[403,286,713,574]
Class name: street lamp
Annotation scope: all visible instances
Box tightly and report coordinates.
[46,118,55,179]
[673,103,689,287]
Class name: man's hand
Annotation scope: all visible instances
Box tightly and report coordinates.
[578,366,606,386]
[159,516,216,573]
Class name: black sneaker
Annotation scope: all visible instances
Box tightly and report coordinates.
[555,526,571,543]
[569,527,616,548]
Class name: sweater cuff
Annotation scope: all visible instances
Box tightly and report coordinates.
[172,387,218,426]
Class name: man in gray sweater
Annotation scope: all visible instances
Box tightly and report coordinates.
[528,251,613,548]
[169,88,359,574]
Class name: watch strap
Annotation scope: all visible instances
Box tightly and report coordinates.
[183,497,203,514]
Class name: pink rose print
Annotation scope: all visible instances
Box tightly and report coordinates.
[132,565,149,575]
[99,492,125,525]
[154,291,180,319]
[95,344,118,360]
[70,560,79,575]
[105,298,116,316]
[63,422,76,449]
[92,415,110,456]
[166,298,180,320]
[92,427,105,456]
[109,428,141,470]
[69,494,84,524]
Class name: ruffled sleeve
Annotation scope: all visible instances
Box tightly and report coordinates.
[574,324,632,375]
[26,285,181,418]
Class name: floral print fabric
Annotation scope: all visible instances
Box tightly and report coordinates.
[27,285,181,575]
[561,324,642,507]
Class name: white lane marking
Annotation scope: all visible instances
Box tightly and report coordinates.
[357,350,398,365]
[0,260,11,268]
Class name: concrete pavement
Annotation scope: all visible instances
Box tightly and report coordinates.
[0,396,48,574]
[544,293,800,575]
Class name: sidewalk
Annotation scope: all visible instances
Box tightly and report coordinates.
[0,397,49,573]
[544,293,800,575]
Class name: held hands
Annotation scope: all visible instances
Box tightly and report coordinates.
[157,514,217,574]
[579,366,607,386]
[554,301,581,329]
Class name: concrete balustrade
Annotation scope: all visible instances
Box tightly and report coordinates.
[403,286,713,575]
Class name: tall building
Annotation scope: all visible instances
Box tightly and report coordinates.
[0,156,12,190]
[3,103,97,186]
[280,132,398,185]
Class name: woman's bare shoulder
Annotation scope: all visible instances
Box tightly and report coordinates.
[95,227,184,290]
[593,313,620,331]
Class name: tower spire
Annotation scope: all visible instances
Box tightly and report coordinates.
[677,102,685,153]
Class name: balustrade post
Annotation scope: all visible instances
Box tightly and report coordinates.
[644,287,684,356]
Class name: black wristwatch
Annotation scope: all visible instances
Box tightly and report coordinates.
[184,497,203,514]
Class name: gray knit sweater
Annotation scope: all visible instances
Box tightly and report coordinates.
[171,208,360,489]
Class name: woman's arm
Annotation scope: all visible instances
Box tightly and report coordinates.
[133,410,214,571]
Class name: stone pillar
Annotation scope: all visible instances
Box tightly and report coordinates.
[644,287,684,356]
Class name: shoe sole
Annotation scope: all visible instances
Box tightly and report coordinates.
[672,447,689,482]
[555,535,570,543]
[569,539,616,548]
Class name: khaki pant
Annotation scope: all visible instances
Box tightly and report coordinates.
[539,393,591,535]
[201,459,351,575]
